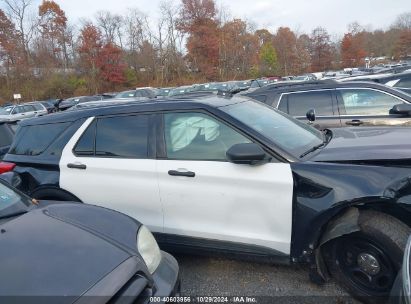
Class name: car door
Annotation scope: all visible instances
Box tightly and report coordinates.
[59,114,163,233]
[11,106,27,121]
[156,111,294,255]
[336,88,410,127]
[22,105,36,118]
[277,90,342,130]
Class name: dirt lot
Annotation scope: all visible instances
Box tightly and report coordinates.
[175,254,358,303]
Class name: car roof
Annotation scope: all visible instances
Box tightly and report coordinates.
[18,95,249,126]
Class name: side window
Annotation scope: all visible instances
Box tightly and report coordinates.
[338,89,403,115]
[11,107,19,114]
[396,78,411,88]
[164,112,251,161]
[134,91,145,98]
[32,104,43,111]
[287,91,334,116]
[9,122,70,155]
[277,96,288,113]
[23,105,35,112]
[74,120,96,156]
[95,115,149,158]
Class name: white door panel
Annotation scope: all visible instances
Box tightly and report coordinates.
[158,160,294,255]
[59,117,163,232]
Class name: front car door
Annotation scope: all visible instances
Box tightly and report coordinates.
[59,114,163,232]
[336,88,410,127]
[156,111,294,256]
[277,90,342,129]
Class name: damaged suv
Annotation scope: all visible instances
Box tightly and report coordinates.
[1,95,411,302]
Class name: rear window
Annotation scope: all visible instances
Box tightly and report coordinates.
[9,122,70,156]
[285,91,334,116]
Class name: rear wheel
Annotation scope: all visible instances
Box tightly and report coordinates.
[324,210,410,303]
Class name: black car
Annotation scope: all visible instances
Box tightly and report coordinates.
[246,80,411,130]
[341,72,411,95]
[0,122,15,159]
[0,173,179,302]
[1,95,411,301]
[40,100,59,113]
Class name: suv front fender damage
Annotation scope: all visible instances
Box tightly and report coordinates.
[290,162,411,284]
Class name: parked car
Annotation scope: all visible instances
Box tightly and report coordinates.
[340,72,411,95]
[0,122,15,159]
[58,95,114,111]
[0,102,48,122]
[0,173,179,301]
[40,100,58,113]
[2,95,411,301]
[156,87,174,97]
[246,80,411,130]
[115,88,157,99]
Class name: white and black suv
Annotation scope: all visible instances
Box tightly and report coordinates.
[2,95,411,301]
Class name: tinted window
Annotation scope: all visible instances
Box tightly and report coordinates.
[287,91,334,116]
[396,78,411,88]
[74,120,96,156]
[23,105,35,112]
[32,104,44,111]
[10,122,70,155]
[164,112,251,161]
[134,90,145,97]
[338,89,403,115]
[95,115,149,158]
[251,95,267,103]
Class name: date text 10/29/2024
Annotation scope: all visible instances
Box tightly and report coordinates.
[149,297,257,303]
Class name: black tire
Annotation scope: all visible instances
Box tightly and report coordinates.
[323,210,410,303]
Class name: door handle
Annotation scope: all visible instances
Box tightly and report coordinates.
[67,163,87,170]
[168,170,195,178]
[346,120,364,126]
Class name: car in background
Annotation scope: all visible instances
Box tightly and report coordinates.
[0,175,179,301]
[40,101,58,113]
[0,102,48,122]
[167,85,198,96]
[0,122,15,159]
[115,88,157,99]
[58,95,114,111]
[246,80,411,130]
[156,87,174,97]
[293,74,318,81]
[3,95,411,301]
[340,72,411,95]
[66,99,143,111]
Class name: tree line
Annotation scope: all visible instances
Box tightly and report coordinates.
[0,0,410,102]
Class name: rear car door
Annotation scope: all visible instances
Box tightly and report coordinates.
[336,88,410,127]
[277,90,341,129]
[156,111,294,256]
[59,114,163,232]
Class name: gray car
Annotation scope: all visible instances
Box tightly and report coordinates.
[0,102,48,122]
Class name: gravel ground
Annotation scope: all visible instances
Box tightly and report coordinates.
[175,253,359,303]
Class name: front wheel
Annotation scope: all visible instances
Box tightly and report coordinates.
[323,210,410,303]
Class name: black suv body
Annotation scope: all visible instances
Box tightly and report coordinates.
[246,81,411,130]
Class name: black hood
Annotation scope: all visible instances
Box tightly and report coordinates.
[310,127,411,163]
[0,203,143,299]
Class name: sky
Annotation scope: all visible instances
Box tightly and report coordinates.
[3,0,411,37]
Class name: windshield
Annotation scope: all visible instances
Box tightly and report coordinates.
[221,100,324,158]
[0,107,13,115]
[0,181,31,219]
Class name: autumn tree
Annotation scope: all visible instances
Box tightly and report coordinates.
[38,0,68,68]
[78,23,103,94]
[273,27,298,75]
[97,42,126,89]
[394,29,411,59]
[310,27,333,71]
[341,33,367,67]
[177,0,219,79]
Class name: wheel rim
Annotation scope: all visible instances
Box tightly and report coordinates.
[336,236,397,295]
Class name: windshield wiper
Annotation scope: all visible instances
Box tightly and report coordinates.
[299,130,332,158]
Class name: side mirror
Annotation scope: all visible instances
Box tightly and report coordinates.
[226,143,267,165]
[390,103,411,116]
[306,109,316,122]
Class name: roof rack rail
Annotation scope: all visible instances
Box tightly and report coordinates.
[263,79,337,90]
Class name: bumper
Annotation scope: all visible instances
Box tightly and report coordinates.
[152,251,180,297]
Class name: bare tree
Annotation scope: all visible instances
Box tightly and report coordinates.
[95,11,123,45]
[2,0,37,61]
[392,12,411,30]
